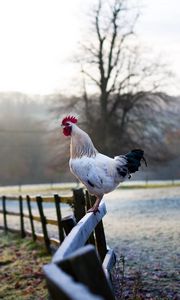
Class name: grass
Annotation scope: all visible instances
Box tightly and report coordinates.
[120,182,180,189]
[0,181,180,197]
[0,231,51,300]
[112,255,144,300]
[111,252,179,300]
[0,231,144,300]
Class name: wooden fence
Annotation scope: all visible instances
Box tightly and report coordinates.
[43,201,116,300]
[0,189,88,252]
[0,188,116,299]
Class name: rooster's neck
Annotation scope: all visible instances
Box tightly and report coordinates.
[70,126,97,159]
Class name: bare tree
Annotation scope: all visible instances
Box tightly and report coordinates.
[76,0,175,160]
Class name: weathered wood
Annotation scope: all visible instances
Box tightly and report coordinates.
[19,195,26,238]
[26,195,36,241]
[60,196,74,205]
[94,220,107,261]
[2,196,8,232]
[4,195,73,204]
[44,263,104,300]
[73,189,86,222]
[85,191,96,245]
[29,195,74,204]
[36,196,50,253]
[52,201,106,263]
[90,195,107,261]
[54,194,65,243]
[46,219,59,225]
[102,247,116,281]
[58,245,115,300]
[3,196,21,201]
[61,216,76,235]
[3,211,20,216]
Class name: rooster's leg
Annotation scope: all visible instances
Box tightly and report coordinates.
[87,196,102,214]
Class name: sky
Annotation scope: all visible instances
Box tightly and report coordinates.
[0,0,179,96]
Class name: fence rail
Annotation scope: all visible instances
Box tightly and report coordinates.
[0,189,86,252]
[44,201,116,300]
[0,188,116,299]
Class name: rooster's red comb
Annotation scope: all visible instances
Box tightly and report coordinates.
[61,115,78,125]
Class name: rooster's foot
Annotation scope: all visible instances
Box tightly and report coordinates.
[87,207,100,214]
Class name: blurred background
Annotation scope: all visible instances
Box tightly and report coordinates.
[0,0,179,186]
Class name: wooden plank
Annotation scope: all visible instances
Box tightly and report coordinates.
[61,216,76,235]
[26,195,36,240]
[85,191,96,245]
[19,195,26,238]
[59,245,115,300]
[3,196,21,201]
[89,195,107,261]
[54,194,65,243]
[26,196,39,202]
[46,219,59,225]
[29,195,74,204]
[5,211,20,217]
[2,194,73,204]
[2,196,8,232]
[102,248,116,281]
[43,263,104,300]
[73,189,86,222]
[94,220,107,261]
[36,196,51,253]
[60,196,74,205]
[52,201,106,263]
[43,196,74,204]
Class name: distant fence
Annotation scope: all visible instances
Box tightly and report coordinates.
[0,189,88,252]
[0,188,116,299]
[44,200,116,300]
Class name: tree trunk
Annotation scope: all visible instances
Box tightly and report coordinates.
[100,90,109,153]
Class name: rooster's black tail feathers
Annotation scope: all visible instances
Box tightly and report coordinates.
[125,149,147,176]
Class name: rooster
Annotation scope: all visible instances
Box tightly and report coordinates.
[61,115,147,213]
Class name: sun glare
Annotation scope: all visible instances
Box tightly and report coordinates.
[0,0,83,94]
[0,0,179,95]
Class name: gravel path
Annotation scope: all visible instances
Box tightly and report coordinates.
[104,188,180,299]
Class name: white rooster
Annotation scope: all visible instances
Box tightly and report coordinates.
[61,115,147,213]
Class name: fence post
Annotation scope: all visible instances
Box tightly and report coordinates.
[2,196,8,232]
[36,196,51,253]
[26,195,36,241]
[19,196,26,238]
[89,195,107,261]
[54,194,65,243]
[61,216,76,235]
[85,191,96,246]
[73,188,86,222]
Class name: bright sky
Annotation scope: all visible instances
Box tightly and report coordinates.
[0,0,179,95]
